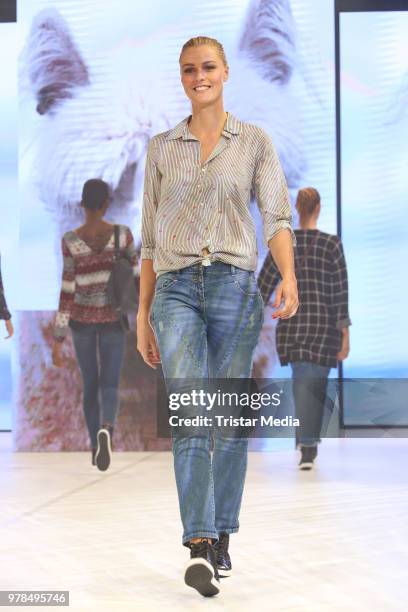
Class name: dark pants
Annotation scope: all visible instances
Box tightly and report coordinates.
[291,361,330,447]
[71,324,126,448]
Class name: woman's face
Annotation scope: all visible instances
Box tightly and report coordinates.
[180,45,228,108]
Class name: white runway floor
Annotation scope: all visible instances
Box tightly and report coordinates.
[1,435,407,611]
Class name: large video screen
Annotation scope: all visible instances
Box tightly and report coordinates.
[1,0,406,441]
[339,7,408,425]
[340,9,408,379]
[0,20,17,430]
[13,0,339,448]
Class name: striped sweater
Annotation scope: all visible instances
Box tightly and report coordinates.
[54,225,138,341]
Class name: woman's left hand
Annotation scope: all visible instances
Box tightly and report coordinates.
[52,342,64,368]
[271,276,299,319]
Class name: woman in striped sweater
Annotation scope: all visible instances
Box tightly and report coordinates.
[137,36,299,597]
[52,179,138,470]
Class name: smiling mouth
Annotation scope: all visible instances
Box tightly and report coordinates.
[193,85,211,91]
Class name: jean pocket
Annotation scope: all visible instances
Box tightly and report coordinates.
[155,274,178,295]
[234,271,261,297]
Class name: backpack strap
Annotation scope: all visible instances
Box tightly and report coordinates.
[114,225,120,260]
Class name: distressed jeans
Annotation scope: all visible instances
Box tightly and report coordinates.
[152,262,264,545]
[71,323,126,448]
[291,361,331,447]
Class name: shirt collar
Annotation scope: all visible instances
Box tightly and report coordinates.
[165,112,241,141]
[223,112,241,137]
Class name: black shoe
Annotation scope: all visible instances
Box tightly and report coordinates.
[299,445,317,470]
[214,533,232,577]
[95,426,113,471]
[184,540,220,597]
[91,447,97,466]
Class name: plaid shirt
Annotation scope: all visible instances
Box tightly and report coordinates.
[257,229,351,367]
[0,256,11,320]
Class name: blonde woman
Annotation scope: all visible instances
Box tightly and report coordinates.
[137,36,298,597]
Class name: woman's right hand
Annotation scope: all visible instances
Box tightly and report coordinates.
[136,315,161,369]
[4,319,14,339]
[337,327,350,361]
[52,341,64,368]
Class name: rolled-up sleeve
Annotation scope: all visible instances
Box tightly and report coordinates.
[253,129,296,247]
[141,139,161,260]
[331,238,351,330]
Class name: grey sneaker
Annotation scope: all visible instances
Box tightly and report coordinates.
[214,533,232,577]
[299,446,317,470]
[184,540,220,597]
[95,426,113,471]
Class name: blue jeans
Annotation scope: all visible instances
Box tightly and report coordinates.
[152,262,264,546]
[71,323,126,448]
[291,361,330,447]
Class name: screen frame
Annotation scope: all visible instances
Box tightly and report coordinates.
[335,0,408,429]
[0,0,16,23]
[0,6,16,431]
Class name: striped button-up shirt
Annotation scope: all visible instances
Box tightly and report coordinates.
[141,112,294,275]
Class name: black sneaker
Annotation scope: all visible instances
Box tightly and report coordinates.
[299,445,317,470]
[91,447,97,466]
[95,426,113,471]
[184,540,220,597]
[214,533,232,577]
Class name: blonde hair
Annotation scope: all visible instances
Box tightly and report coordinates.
[179,36,228,67]
[296,187,321,219]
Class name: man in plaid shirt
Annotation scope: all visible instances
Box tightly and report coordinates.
[257,187,351,469]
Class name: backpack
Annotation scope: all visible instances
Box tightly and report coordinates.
[106,225,139,329]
